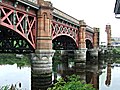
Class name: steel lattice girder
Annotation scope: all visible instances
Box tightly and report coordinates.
[0,2,36,53]
[51,20,78,47]
[0,27,34,53]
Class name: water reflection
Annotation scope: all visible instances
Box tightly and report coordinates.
[105,64,111,86]
[2,52,120,90]
[0,54,31,90]
[0,64,31,90]
[52,50,120,90]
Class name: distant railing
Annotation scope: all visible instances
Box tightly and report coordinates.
[26,0,37,4]
[53,8,80,26]
[86,25,94,33]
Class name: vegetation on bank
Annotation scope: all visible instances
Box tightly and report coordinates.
[52,50,61,72]
[0,54,30,67]
[111,47,120,63]
[112,47,120,54]
[48,75,95,90]
[53,50,61,61]
[51,51,95,90]
[0,54,30,90]
[0,85,9,90]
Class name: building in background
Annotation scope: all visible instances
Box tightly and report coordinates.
[111,37,120,47]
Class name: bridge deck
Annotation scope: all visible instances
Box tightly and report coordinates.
[53,8,80,26]
[53,8,94,33]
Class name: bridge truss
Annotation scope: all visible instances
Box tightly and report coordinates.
[0,0,37,53]
[52,20,79,50]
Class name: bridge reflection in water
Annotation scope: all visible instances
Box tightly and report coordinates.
[0,52,119,90]
[31,50,117,90]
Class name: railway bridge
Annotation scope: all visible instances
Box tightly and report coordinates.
[0,0,109,89]
[0,0,100,52]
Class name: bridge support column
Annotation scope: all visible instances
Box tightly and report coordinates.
[91,27,99,57]
[89,49,99,57]
[105,25,111,47]
[74,49,87,83]
[87,27,99,64]
[87,49,98,64]
[93,27,99,49]
[105,25,113,53]
[75,20,87,68]
[31,50,55,90]
[31,1,54,89]
[74,49,87,68]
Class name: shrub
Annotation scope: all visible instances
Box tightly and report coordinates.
[0,85,9,90]
[48,75,95,90]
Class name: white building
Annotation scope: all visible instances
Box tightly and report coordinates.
[111,37,120,47]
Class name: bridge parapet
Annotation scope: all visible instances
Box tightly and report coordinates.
[26,0,37,4]
[0,0,39,9]
[17,0,39,9]
[0,0,39,53]
[53,8,79,26]
[86,25,94,33]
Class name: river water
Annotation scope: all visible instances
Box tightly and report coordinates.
[0,64,31,90]
[0,53,120,90]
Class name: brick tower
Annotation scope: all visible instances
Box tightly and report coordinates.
[105,25,111,46]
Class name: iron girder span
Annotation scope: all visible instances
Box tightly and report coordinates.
[0,2,36,53]
[52,20,78,50]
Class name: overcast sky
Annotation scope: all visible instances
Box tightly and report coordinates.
[46,0,120,43]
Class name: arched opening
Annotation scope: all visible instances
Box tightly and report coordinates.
[86,39,93,63]
[52,35,78,50]
[0,26,34,53]
[86,39,93,49]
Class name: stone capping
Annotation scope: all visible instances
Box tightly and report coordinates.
[36,36,52,40]
[35,50,55,57]
[75,48,87,53]
[87,48,99,52]
[78,48,88,51]
[53,8,79,26]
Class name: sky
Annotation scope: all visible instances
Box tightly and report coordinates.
[46,0,120,44]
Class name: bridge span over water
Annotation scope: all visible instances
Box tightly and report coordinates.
[0,0,112,89]
[0,0,100,53]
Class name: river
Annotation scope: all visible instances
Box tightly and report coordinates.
[0,53,120,90]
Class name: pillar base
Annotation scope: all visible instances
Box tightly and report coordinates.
[31,50,55,90]
[74,48,87,68]
[87,48,99,65]
[74,49,87,83]
[88,48,99,57]
[75,48,87,62]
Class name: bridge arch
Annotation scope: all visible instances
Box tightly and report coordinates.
[51,20,78,49]
[52,35,78,50]
[0,4,37,53]
[0,26,35,53]
[86,39,94,62]
[86,39,93,49]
